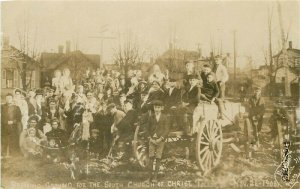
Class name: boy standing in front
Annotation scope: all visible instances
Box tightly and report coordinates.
[145,100,169,183]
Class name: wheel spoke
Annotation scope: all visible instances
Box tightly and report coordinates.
[212,122,219,138]
[199,146,209,155]
[211,151,216,165]
[202,131,210,141]
[201,149,210,163]
[213,148,219,158]
[210,120,215,138]
[203,151,210,170]
[205,124,212,140]
[213,135,221,143]
[200,141,209,145]
[207,152,211,170]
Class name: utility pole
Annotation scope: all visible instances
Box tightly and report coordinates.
[89,25,116,68]
[233,30,237,81]
[268,6,274,96]
[277,1,291,97]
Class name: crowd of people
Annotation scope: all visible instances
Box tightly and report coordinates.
[2,55,232,182]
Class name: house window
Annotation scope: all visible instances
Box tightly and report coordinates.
[2,69,18,88]
[26,71,35,88]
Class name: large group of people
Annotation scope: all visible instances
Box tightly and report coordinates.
[2,56,230,182]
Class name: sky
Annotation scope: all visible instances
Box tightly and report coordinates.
[1,1,299,68]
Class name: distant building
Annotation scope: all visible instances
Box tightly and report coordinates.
[272,41,299,96]
[1,37,40,97]
[39,41,100,86]
[155,44,205,79]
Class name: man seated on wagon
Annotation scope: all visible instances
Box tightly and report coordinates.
[181,74,200,134]
[164,79,181,130]
[200,73,225,119]
[141,81,165,112]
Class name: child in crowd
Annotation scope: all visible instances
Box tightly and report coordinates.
[144,100,170,183]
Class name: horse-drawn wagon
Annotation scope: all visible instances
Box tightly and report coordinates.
[133,100,249,174]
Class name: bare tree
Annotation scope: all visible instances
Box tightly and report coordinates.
[9,17,40,91]
[113,32,144,79]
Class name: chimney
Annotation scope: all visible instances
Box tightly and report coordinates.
[58,45,64,53]
[288,41,292,49]
[3,36,9,49]
[66,40,71,54]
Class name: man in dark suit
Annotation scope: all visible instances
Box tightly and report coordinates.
[248,87,265,144]
[141,81,165,112]
[1,93,22,157]
[145,100,170,183]
[200,64,212,88]
[200,73,224,119]
[181,75,200,133]
[164,79,181,111]
[182,75,200,109]
[164,79,181,130]
[115,100,138,161]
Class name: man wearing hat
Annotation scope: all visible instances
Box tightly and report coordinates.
[164,79,181,111]
[248,86,265,145]
[144,100,170,182]
[107,103,126,134]
[45,118,68,147]
[181,74,200,134]
[1,93,22,157]
[115,99,138,161]
[141,81,165,111]
[183,60,198,89]
[88,128,102,157]
[14,88,29,130]
[213,55,229,99]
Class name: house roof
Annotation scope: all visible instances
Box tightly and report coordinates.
[2,46,40,69]
[159,48,199,60]
[273,48,300,58]
[40,50,100,70]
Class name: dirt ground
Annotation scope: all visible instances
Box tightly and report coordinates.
[2,128,298,189]
[2,99,300,189]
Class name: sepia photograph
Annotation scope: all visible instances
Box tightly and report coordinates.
[1,1,299,189]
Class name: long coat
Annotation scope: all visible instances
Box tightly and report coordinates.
[164,88,181,110]
[145,113,170,139]
[116,109,138,138]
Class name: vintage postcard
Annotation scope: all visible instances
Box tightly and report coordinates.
[1,1,299,189]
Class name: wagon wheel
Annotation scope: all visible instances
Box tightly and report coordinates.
[196,119,222,174]
[132,125,149,168]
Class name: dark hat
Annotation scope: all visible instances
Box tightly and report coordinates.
[15,88,22,94]
[28,115,40,123]
[253,86,261,91]
[188,74,198,80]
[151,81,160,86]
[168,78,176,82]
[48,98,57,104]
[91,128,100,133]
[152,100,164,106]
[214,55,223,59]
[139,80,147,84]
[119,93,127,97]
[47,87,55,92]
[185,60,195,65]
[124,99,133,104]
[35,89,44,96]
[50,118,59,124]
[107,103,116,111]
